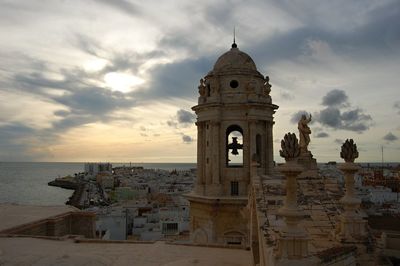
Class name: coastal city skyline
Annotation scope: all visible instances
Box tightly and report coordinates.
[1,0,399,163]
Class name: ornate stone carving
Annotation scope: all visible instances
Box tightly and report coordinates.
[263,76,271,95]
[340,139,359,163]
[298,114,312,153]
[279,133,300,161]
[246,80,257,93]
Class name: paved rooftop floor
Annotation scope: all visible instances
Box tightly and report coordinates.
[0,238,251,266]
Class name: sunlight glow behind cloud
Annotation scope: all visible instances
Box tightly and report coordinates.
[104,72,145,93]
[83,58,109,72]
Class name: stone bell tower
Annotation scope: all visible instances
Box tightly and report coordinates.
[186,42,278,247]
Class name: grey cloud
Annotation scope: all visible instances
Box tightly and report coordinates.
[383,132,398,142]
[54,110,70,117]
[318,107,342,127]
[72,34,165,75]
[334,139,344,145]
[394,101,400,114]
[102,50,165,75]
[204,3,235,31]
[322,89,348,107]
[9,56,137,136]
[54,87,133,116]
[290,110,309,124]
[177,109,196,124]
[315,90,372,133]
[167,120,178,128]
[1,54,138,159]
[0,123,49,161]
[135,56,213,101]
[73,34,105,58]
[182,134,193,144]
[248,1,400,71]
[315,132,329,138]
[279,91,295,100]
[317,106,372,132]
[166,109,196,129]
[92,0,140,16]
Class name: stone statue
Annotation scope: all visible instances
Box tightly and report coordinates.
[279,132,300,161]
[340,139,359,163]
[198,78,206,97]
[298,114,312,153]
[263,76,271,95]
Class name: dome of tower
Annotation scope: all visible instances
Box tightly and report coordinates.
[213,43,257,72]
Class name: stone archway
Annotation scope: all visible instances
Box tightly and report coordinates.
[192,228,208,244]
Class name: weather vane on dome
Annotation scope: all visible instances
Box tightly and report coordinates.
[232,26,237,48]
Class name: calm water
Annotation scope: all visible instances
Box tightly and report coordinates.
[0,162,196,206]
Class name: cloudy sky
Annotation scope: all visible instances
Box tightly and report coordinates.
[0,0,399,163]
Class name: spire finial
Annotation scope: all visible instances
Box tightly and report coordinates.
[232,26,237,48]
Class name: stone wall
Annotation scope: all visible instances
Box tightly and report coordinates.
[0,211,95,238]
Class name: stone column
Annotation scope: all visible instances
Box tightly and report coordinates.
[277,133,309,260]
[196,121,205,195]
[211,121,220,185]
[249,120,257,177]
[208,121,221,196]
[337,162,366,240]
[265,121,274,175]
[205,121,212,189]
[277,161,309,259]
[336,139,366,241]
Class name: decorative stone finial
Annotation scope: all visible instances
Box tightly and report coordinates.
[279,133,300,161]
[340,139,359,163]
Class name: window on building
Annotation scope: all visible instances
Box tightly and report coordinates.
[224,231,244,245]
[162,223,178,234]
[231,181,239,196]
[226,125,243,167]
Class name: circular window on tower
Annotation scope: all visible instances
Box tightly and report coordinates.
[230,80,239,88]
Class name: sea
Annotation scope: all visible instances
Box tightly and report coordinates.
[0,162,196,206]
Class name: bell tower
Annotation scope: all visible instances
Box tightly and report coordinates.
[187,42,278,247]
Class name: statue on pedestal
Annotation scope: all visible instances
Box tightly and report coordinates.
[296,113,318,175]
[298,114,312,154]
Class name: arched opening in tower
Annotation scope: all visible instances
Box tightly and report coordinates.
[226,125,243,167]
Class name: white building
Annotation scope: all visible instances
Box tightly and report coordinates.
[367,186,399,204]
[85,163,112,177]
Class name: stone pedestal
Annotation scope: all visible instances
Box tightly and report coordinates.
[336,162,366,241]
[297,151,318,178]
[276,161,310,260]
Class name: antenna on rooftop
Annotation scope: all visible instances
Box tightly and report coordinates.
[232,26,237,48]
[381,145,384,174]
